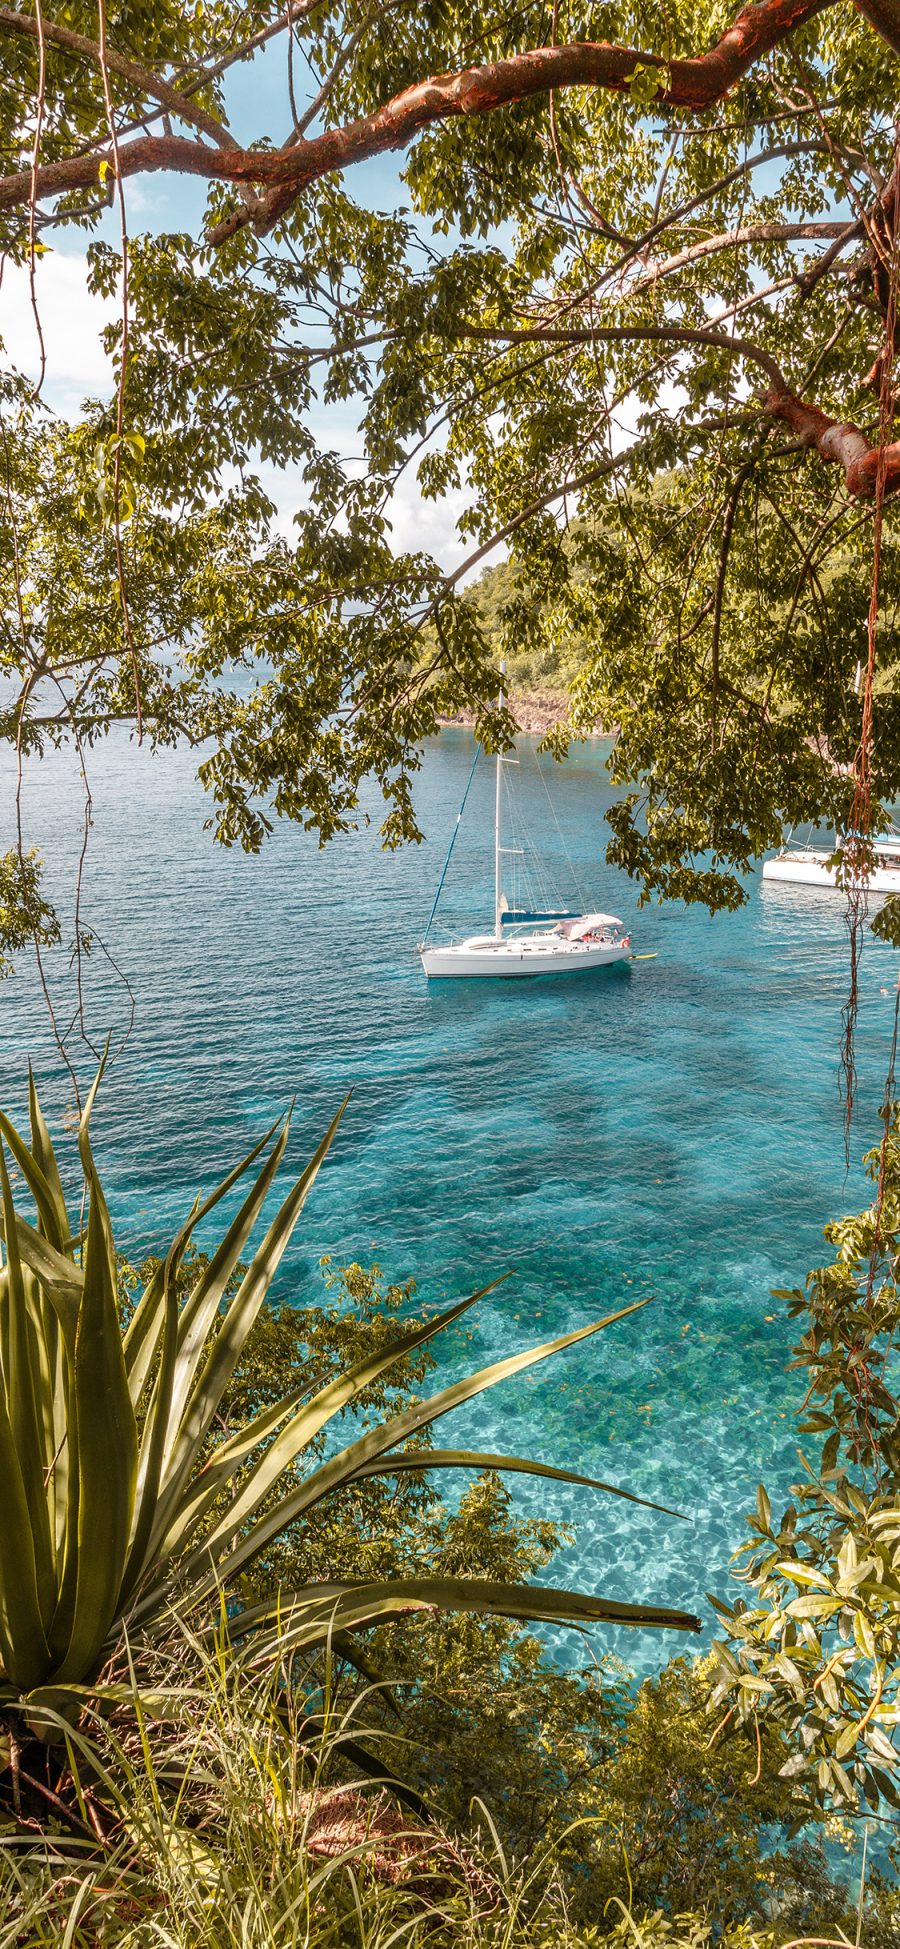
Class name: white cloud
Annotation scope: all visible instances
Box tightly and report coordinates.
[255,466,473,574]
[384,475,474,572]
[1,249,117,417]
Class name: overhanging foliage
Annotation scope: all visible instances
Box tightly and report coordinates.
[3,2,900,944]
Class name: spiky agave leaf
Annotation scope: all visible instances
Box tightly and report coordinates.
[231,1578,702,1665]
[130,1297,701,1648]
[171,1302,659,1599]
[0,1071,699,1716]
[0,1077,348,1694]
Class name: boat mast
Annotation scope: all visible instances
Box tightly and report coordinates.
[494,662,505,939]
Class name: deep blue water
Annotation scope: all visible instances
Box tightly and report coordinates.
[2,729,897,1671]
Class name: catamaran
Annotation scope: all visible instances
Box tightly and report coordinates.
[418,679,633,980]
[762,826,900,892]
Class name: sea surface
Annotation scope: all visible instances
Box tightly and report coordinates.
[1,728,897,1673]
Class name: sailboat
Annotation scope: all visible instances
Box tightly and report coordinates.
[762,825,900,892]
[418,676,633,980]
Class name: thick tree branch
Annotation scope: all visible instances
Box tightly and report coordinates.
[0,0,836,237]
[853,0,900,56]
[51,0,326,170]
[763,387,900,494]
[218,0,839,241]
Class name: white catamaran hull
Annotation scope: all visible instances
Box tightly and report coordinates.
[762,852,900,892]
[420,934,630,978]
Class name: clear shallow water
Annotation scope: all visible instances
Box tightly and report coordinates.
[1,729,897,1672]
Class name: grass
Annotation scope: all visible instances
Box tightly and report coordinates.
[0,1622,861,1949]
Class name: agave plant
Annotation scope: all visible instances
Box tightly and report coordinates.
[0,1070,699,1721]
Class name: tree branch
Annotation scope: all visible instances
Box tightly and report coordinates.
[853,0,900,57]
[0,7,237,150]
[763,386,900,494]
[709,454,763,741]
[0,0,837,237]
[595,139,839,284]
[173,0,325,97]
[457,319,900,501]
[439,412,776,596]
[626,218,859,295]
[455,321,790,391]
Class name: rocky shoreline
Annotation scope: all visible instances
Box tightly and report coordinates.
[438,688,609,736]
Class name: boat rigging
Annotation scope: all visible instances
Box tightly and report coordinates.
[419,670,634,980]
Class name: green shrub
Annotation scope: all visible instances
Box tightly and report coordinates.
[0,1247,881,1948]
[713,1111,900,1812]
[0,1625,876,1949]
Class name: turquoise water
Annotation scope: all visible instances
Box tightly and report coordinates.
[2,729,897,1670]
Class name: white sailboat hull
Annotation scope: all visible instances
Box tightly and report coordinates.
[420,678,639,979]
[419,933,631,978]
[762,851,900,892]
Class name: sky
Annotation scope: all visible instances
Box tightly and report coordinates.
[1,33,475,570]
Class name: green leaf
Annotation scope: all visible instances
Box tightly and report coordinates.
[150,1098,350,1543]
[27,1070,70,1250]
[54,1112,138,1681]
[0,1211,81,1341]
[0,1107,72,1253]
[119,1249,183,1606]
[0,1313,52,1685]
[351,1449,682,1516]
[0,1146,55,1627]
[231,1575,702,1659]
[627,62,663,107]
[164,1117,292,1446]
[834,1719,861,1759]
[138,1278,508,1604]
[123,1113,284,1397]
[176,1298,654,1614]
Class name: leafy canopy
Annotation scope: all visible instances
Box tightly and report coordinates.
[3,1,900,949]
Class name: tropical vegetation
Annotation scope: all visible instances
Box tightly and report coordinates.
[1,1075,899,1939]
[4,2,900,947]
[3,1,900,1940]
[714,1105,900,1813]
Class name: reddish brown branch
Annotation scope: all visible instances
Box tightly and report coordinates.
[763,387,900,493]
[854,0,900,56]
[0,0,836,237]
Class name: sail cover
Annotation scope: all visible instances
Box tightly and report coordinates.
[500,909,580,926]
